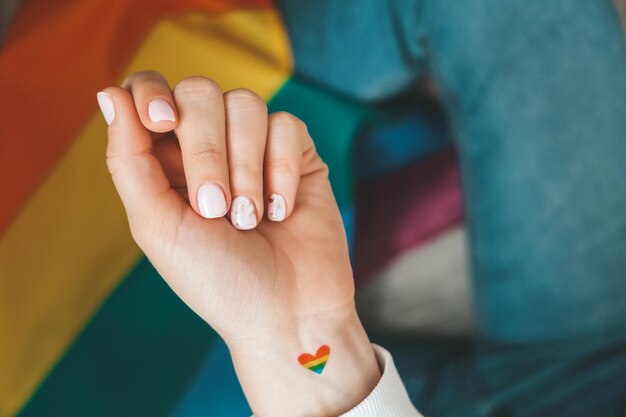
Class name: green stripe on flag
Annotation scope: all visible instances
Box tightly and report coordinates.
[17,77,378,417]
[18,257,217,417]
[308,363,327,374]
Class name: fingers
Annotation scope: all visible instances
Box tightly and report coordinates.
[173,77,231,219]
[224,89,268,230]
[122,71,177,133]
[264,112,313,222]
[97,87,182,244]
[110,72,320,230]
[171,77,316,228]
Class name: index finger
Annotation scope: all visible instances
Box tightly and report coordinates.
[122,70,178,133]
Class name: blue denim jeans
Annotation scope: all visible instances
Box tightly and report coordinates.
[279,0,626,415]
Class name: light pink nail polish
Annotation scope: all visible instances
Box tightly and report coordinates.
[96,92,115,125]
[148,98,176,122]
[231,196,257,230]
[268,194,286,221]
[198,182,228,218]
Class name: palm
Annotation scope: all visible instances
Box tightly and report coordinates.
[102,77,380,417]
[144,138,354,340]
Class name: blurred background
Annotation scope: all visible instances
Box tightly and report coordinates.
[1,1,625,416]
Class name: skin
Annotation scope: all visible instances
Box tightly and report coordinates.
[99,71,381,417]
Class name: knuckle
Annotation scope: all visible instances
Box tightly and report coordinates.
[311,160,330,180]
[225,88,264,103]
[174,76,222,97]
[224,88,266,112]
[269,111,307,133]
[319,161,330,177]
[269,112,314,149]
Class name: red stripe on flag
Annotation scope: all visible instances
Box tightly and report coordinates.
[0,0,273,235]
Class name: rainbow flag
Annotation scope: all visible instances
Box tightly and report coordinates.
[298,345,331,374]
[0,1,462,415]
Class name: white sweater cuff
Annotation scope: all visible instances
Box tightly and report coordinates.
[340,344,423,417]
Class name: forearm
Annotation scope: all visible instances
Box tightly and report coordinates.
[99,71,403,416]
[227,303,381,417]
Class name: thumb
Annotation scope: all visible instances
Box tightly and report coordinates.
[97,87,183,248]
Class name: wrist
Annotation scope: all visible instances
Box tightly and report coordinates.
[227,303,381,417]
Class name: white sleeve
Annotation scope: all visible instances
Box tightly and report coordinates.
[340,345,423,417]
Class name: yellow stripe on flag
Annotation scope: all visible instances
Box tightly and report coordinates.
[303,355,330,369]
[0,9,291,416]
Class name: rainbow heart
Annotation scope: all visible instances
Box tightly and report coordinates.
[298,345,330,374]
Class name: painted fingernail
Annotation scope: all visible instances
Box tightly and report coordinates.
[198,182,228,219]
[148,98,176,122]
[267,194,286,221]
[231,196,257,230]
[96,92,115,125]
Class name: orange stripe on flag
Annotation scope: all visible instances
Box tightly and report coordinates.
[0,7,291,416]
[0,0,273,235]
[303,355,330,369]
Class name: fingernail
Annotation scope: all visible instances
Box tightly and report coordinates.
[267,194,286,221]
[96,92,115,125]
[198,182,228,218]
[231,196,257,230]
[148,98,176,122]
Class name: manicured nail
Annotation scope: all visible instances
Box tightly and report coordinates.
[198,182,228,219]
[267,194,286,221]
[231,196,257,230]
[96,92,115,125]
[148,98,176,122]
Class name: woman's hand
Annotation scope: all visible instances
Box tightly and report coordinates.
[98,71,380,416]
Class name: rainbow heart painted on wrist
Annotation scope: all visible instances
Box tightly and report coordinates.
[298,345,330,374]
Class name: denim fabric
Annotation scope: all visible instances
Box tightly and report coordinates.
[279,0,626,415]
